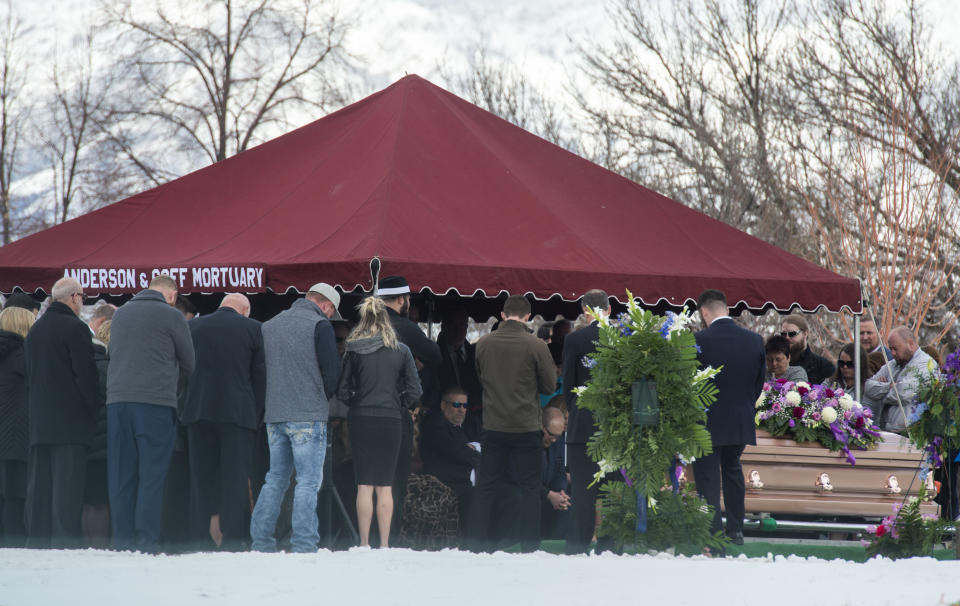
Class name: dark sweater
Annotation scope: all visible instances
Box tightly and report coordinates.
[419,409,480,487]
[23,302,100,446]
[107,289,195,408]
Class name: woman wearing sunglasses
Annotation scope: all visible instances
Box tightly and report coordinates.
[825,343,870,393]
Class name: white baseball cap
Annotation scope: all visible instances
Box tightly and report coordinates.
[307,282,344,321]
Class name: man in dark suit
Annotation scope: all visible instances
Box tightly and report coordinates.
[691,289,765,545]
[22,277,100,548]
[561,288,610,554]
[182,293,266,550]
[419,386,480,533]
[378,275,442,541]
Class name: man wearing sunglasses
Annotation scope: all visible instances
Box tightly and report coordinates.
[419,387,480,535]
[22,277,100,548]
[780,314,835,385]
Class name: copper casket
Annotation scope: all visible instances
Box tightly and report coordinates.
[727,429,938,517]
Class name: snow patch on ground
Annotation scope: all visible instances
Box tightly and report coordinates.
[2,547,960,606]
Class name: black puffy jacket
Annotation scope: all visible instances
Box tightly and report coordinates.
[0,330,28,461]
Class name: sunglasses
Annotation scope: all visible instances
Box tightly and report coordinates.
[780,330,801,338]
[837,360,855,369]
[445,401,468,409]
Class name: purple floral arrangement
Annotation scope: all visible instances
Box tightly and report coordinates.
[755,378,882,464]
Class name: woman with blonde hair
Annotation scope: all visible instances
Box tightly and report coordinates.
[336,296,422,547]
[0,307,36,545]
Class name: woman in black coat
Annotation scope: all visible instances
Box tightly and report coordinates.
[0,307,36,546]
[336,297,421,547]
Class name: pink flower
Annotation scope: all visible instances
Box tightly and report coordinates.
[876,524,887,537]
[812,412,821,421]
[798,386,810,396]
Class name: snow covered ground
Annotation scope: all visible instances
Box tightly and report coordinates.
[1,547,959,606]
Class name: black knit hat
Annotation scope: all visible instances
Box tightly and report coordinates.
[377,275,410,297]
[3,292,40,312]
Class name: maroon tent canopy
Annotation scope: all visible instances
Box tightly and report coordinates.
[0,74,860,313]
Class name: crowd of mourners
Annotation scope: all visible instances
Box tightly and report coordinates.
[0,274,950,554]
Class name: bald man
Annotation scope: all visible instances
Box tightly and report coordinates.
[181,293,265,550]
[862,326,933,433]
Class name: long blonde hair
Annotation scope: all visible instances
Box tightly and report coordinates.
[348,297,399,349]
[0,307,35,338]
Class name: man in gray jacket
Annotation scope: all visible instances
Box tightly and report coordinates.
[862,325,934,434]
[250,283,342,552]
[106,274,195,552]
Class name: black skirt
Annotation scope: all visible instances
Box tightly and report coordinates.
[348,416,401,486]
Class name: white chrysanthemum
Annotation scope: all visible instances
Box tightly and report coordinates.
[838,395,854,410]
[796,381,810,390]
[821,407,838,424]
[785,391,802,405]
[853,401,863,409]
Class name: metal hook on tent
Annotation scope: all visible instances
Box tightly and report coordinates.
[370,256,381,295]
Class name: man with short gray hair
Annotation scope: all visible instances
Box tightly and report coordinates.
[863,326,933,433]
[23,277,100,548]
[107,274,195,552]
[250,283,341,553]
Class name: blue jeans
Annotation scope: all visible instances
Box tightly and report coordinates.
[250,421,327,553]
[107,402,176,552]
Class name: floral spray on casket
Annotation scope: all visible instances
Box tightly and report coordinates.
[754,379,882,465]
[574,292,725,554]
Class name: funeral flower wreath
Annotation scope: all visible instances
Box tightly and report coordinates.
[574,293,722,551]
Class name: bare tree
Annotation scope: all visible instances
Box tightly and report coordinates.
[36,28,122,225]
[798,91,960,350]
[101,0,355,179]
[0,3,27,244]
[440,45,574,150]
[577,0,807,252]
[793,0,960,196]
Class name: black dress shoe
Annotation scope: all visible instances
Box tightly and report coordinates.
[726,530,744,545]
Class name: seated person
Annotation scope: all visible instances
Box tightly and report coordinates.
[764,335,808,383]
[540,406,569,540]
[824,342,870,393]
[419,387,480,533]
[863,326,933,433]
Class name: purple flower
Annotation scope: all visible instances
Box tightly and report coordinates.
[788,419,795,428]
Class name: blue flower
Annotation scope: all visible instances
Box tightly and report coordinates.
[659,313,675,340]
[692,344,701,354]
[582,357,597,369]
[908,402,929,425]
